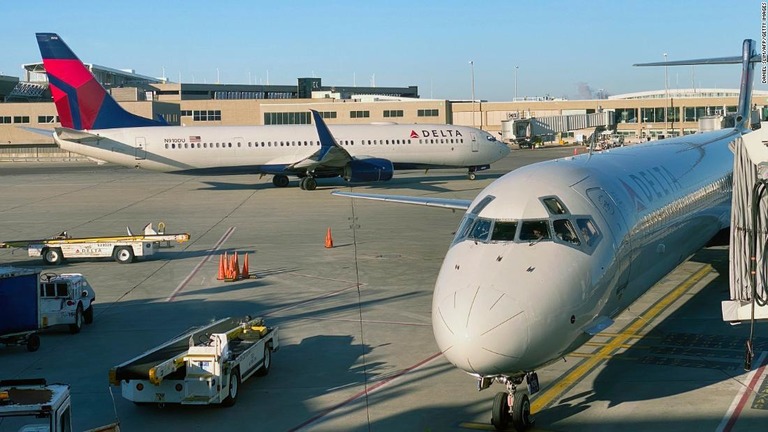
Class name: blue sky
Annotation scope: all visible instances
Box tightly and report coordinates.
[2,0,765,101]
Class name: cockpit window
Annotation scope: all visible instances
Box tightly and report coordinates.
[485,135,497,141]
[468,218,492,242]
[491,221,518,241]
[576,218,599,246]
[469,195,495,215]
[542,197,568,215]
[553,219,580,245]
[519,220,551,241]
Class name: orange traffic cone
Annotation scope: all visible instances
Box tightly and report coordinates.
[242,253,250,279]
[573,147,579,156]
[217,253,225,280]
[325,227,334,248]
[233,253,241,280]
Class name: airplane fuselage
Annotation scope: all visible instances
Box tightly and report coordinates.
[53,123,509,175]
[433,128,737,377]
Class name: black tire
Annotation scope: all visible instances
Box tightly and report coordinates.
[26,333,40,352]
[468,172,477,181]
[43,248,63,265]
[491,392,510,430]
[114,246,134,264]
[84,305,94,324]
[304,177,317,191]
[511,393,533,431]
[222,368,240,407]
[256,344,272,376]
[272,175,289,188]
[69,304,83,334]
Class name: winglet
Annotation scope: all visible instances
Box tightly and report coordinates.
[36,32,165,130]
[310,109,338,159]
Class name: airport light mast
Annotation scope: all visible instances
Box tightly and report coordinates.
[470,60,476,129]
[664,52,669,136]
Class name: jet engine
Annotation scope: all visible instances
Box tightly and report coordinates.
[343,158,394,182]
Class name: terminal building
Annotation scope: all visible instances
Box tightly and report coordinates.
[1,61,767,152]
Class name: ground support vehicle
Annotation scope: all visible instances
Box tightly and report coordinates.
[110,316,278,406]
[38,272,96,334]
[0,378,119,432]
[0,223,190,265]
[0,268,41,352]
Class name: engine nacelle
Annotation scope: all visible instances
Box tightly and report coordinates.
[343,158,394,182]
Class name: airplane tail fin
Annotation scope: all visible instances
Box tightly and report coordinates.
[36,33,165,130]
[634,39,758,130]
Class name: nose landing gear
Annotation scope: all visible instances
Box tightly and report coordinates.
[487,373,538,431]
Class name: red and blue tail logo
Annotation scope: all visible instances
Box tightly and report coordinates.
[36,33,165,130]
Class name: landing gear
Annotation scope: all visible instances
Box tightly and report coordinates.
[299,176,317,191]
[272,175,290,188]
[468,169,477,180]
[487,374,536,431]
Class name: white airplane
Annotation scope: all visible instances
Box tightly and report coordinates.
[333,40,758,430]
[34,33,510,190]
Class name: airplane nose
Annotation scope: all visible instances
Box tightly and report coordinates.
[433,283,529,375]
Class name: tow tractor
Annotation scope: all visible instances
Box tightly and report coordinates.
[109,316,278,406]
[39,272,96,334]
[0,223,190,265]
[0,378,119,432]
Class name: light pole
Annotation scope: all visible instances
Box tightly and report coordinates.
[664,52,668,136]
[514,66,519,101]
[469,60,476,128]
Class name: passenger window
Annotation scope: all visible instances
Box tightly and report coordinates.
[553,219,580,245]
[519,220,551,241]
[491,221,517,241]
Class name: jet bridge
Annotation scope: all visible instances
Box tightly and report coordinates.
[500,112,614,146]
[723,123,768,323]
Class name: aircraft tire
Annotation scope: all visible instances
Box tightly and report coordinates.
[468,171,477,180]
[511,393,533,431]
[273,175,290,188]
[491,391,510,430]
[304,177,317,191]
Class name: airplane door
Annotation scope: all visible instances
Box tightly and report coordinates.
[470,132,479,152]
[135,137,146,160]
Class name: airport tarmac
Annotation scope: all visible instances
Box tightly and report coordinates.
[1,146,767,431]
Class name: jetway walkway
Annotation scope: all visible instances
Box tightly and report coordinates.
[500,112,614,144]
[724,123,768,323]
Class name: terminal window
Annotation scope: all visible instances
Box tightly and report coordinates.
[264,112,311,125]
[0,116,10,124]
[192,110,221,121]
[384,110,404,118]
[13,116,30,124]
[350,110,370,119]
[181,110,193,117]
[320,111,337,119]
[37,115,58,123]
[417,109,439,117]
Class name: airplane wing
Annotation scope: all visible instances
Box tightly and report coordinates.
[331,191,472,210]
[285,110,352,172]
